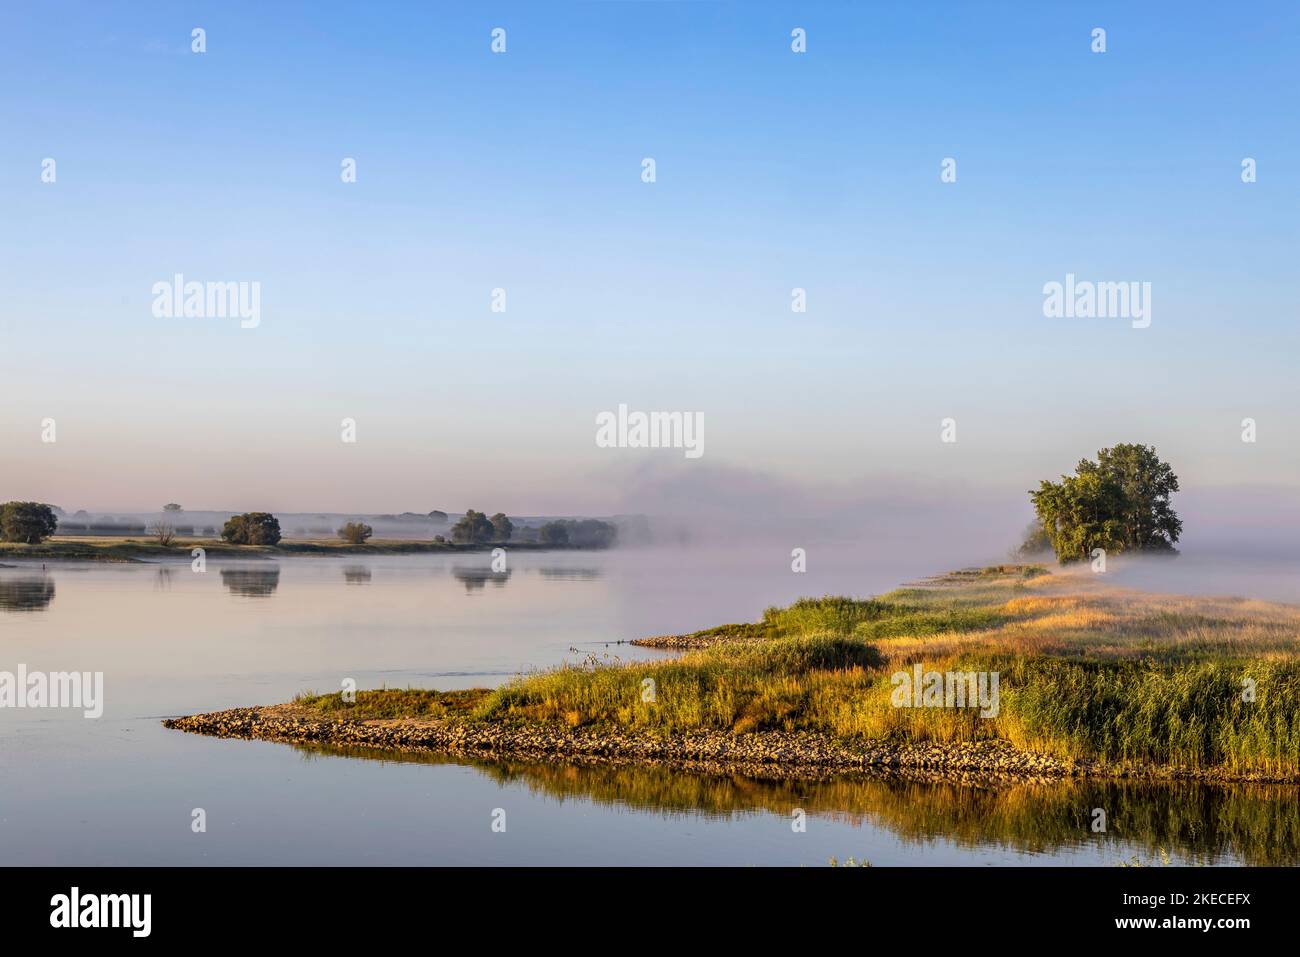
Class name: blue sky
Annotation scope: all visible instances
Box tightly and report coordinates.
[2,1,1298,518]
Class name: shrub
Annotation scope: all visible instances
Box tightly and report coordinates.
[762,596,892,637]
[221,512,282,546]
[338,521,373,544]
[149,521,176,546]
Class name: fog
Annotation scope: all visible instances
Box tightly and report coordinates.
[604,459,1020,561]
[601,461,1300,605]
[46,464,1300,605]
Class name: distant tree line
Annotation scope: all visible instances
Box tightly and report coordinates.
[2,499,620,552]
[519,519,618,548]
[444,512,616,547]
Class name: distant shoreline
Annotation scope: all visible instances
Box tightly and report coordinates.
[0,537,601,563]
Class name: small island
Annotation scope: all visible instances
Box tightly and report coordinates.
[163,447,1300,785]
[165,563,1300,784]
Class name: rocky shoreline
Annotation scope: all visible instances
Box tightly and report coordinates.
[629,633,720,650]
[162,705,1299,784]
[630,623,764,650]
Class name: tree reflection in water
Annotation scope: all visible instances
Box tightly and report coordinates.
[220,566,281,598]
[283,741,1300,866]
[0,576,55,612]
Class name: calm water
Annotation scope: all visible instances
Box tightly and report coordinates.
[1,546,1296,866]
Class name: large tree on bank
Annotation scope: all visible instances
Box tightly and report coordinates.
[0,502,59,544]
[1029,444,1181,563]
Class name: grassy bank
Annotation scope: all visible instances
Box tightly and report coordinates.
[0,536,590,562]
[173,564,1300,779]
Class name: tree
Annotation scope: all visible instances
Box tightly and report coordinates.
[450,509,494,544]
[572,519,616,547]
[338,521,373,544]
[536,519,617,548]
[538,521,570,545]
[150,521,177,546]
[1084,444,1182,552]
[1030,444,1180,563]
[0,502,59,544]
[428,510,448,523]
[490,512,513,542]
[163,503,183,513]
[1014,520,1051,557]
[221,512,282,546]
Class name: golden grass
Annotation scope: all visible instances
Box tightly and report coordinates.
[300,565,1300,773]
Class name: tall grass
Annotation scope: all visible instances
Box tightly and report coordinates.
[999,658,1300,771]
[761,596,893,637]
[321,566,1300,773]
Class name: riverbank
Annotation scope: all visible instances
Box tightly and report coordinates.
[163,701,1300,783]
[164,564,1300,783]
[0,537,598,563]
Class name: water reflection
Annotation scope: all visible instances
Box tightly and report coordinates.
[220,566,281,597]
[0,576,56,612]
[451,566,512,592]
[343,566,372,585]
[284,743,1300,866]
[538,567,602,581]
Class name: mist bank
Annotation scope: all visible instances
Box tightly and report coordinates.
[601,462,1300,604]
[32,466,1300,605]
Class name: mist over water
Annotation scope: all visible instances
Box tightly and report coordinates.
[606,462,1300,607]
[1089,553,1300,605]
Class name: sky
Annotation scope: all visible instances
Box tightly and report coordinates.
[1,1,1297,536]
